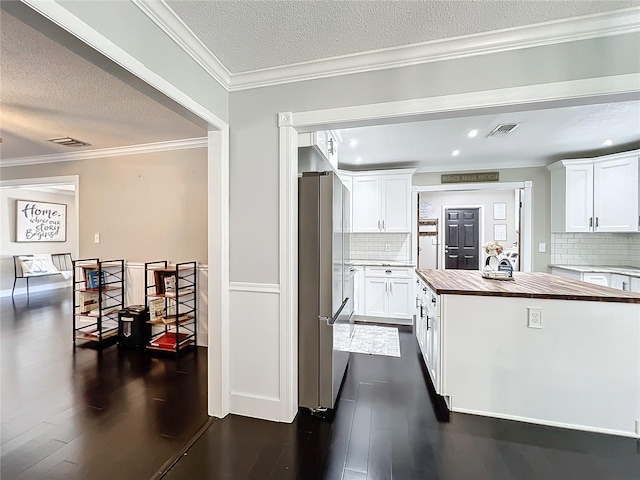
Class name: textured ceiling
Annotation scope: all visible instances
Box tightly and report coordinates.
[0,9,206,160]
[166,0,638,73]
[335,100,640,171]
[1,1,638,165]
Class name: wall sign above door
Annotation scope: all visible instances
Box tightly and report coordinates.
[441,172,499,183]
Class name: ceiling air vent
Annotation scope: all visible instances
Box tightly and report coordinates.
[487,123,520,137]
[47,136,91,147]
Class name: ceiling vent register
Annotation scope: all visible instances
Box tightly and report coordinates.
[47,136,91,147]
[487,123,520,137]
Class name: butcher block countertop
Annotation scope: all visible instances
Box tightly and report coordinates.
[416,269,640,304]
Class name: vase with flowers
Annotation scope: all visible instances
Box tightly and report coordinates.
[482,241,514,280]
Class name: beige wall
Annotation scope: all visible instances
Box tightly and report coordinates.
[0,148,208,265]
[0,188,77,292]
[413,167,552,272]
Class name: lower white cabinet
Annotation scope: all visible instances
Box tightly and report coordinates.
[415,276,442,392]
[353,266,365,315]
[631,277,640,293]
[363,266,413,319]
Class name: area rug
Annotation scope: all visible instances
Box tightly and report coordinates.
[334,324,401,358]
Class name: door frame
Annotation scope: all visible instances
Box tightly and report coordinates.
[280,74,634,421]
[441,205,484,270]
[412,183,532,273]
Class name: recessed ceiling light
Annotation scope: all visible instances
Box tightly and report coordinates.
[348,140,358,147]
[452,150,460,156]
[467,129,478,138]
[602,139,613,146]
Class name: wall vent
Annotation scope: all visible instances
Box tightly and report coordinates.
[47,136,91,147]
[487,123,520,137]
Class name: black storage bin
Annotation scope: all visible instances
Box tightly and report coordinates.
[118,305,150,350]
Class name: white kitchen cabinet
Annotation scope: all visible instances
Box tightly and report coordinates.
[549,151,639,233]
[364,278,387,317]
[298,130,338,171]
[363,266,413,319]
[630,277,640,293]
[352,172,412,233]
[610,274,631,291]
[582,273,610,287]
[352,266,365,315]
[415,276,442,392]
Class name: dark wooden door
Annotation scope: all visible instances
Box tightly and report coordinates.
[444,208,480,270]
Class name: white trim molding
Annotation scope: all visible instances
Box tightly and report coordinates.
[229,282,280,294]
[126,4,639,91]
[278,112,299,423]
[291,74,640,129]
[232,8,640,90]
[452,407,640,439]
[1,137,208,167]
[132,0,231,89]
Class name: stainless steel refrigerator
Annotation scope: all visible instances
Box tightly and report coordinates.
[298,171,354,417]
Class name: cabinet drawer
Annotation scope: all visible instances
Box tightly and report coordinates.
[365,266,411,278]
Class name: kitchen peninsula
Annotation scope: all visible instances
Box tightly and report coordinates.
[415,269,640,437]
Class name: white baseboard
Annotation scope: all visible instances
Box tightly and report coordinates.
[451,407,639,439]
[0,279,71,298]
[230,392,284,422]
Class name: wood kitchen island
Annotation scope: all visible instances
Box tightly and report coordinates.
[415,269,640,438]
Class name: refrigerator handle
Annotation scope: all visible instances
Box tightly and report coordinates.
[319,297,349,325]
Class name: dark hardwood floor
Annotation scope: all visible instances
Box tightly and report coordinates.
[3,292,639,479]
[164,323,640,480]
[1,288,208,480]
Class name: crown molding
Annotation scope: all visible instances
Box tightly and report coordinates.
[227,7,639,91]
[132,0,232,90]
[1,137,208,167]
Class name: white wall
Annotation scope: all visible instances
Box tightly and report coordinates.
[1,187,77,295]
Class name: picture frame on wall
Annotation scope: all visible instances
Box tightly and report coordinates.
[16,200,67,242]
[493,202,507,220]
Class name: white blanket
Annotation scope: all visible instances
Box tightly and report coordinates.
[18,254,71,278]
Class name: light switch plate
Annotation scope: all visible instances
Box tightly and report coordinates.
[538,242,546,253]
[94,233,100,244]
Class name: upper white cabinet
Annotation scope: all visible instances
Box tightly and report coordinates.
[351,172,412,233]
[298,130,339,171]
[549,151,639,233]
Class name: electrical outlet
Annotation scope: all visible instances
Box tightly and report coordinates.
[527,308,542,328]
[94,233,100,244]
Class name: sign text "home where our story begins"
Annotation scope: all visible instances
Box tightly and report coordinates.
[19,202,64,241]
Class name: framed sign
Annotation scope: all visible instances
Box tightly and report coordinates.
[493,202,507,220]
[16,200,67,242]
[494,224,507,241]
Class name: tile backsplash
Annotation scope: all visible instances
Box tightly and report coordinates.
[349,233,410,262]
[551,233,640,268]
